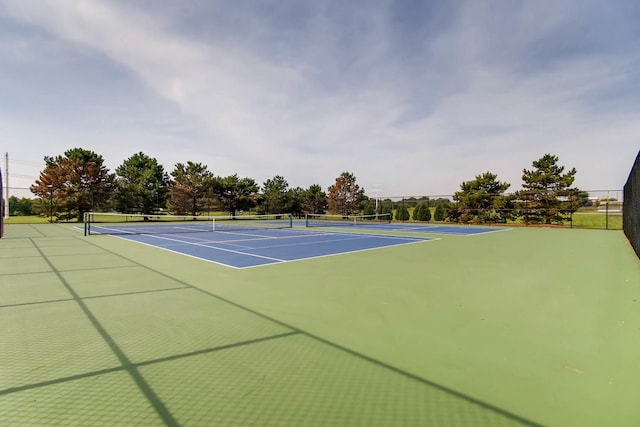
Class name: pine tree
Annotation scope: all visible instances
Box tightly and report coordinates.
[452,172,511,223]
[518,154,577,224]
[327,172,365,215]
[395,203,410,221]
[434,203,446,221]
[413,202,431,221]
[31,148,115,221]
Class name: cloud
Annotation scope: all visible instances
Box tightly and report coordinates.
[1,0,638,197]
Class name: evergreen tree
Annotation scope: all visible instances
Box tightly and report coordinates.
[169,162,214,216]
[216,174,259,216]
[31,148,115,221]
[379,201,393,219]
[363,204,375,216]
[395,203,410,221]
[413,202,431,221]
[412,203,422,220]
[327,172,365,215]
[260,175,289,214]
[7,196,34,216]
[517,154,577,224]
[286,187,305,218]
[434,202,446,221]
[303,184,327,214]
[115,152,170,214]
[452,172,511,223]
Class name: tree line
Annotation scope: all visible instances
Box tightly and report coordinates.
[28,148,369,221]
[387,153,586,225]
[25,148,584,225]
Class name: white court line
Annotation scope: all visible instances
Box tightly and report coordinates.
[320,224,512,237]
[145,234,286,263]
[104,235,247,269]
[92,227,438,269]
[237,238,439,270]
[243,233,431,251]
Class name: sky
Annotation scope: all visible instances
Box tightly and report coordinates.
[1,0,639,200]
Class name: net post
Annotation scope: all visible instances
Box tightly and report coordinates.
[288,214,293,228]
[0,168,3,239]
[212,217,216,232]
[84,212,88,236]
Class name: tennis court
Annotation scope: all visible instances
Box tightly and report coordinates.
[83,213,435,268]
[310,223,508,236]
[303,213,508,236]
[1,222,639,426]
[97,227,434,269]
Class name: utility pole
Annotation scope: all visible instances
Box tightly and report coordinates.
[372,184,381,213]
[4,153,8,219]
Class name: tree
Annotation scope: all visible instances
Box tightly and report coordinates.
[413,202,431,221]
[286,187,305,218]
[564,188,589,214]
[302,184,327,214]
[8,196,34,216]
[216,174,259,216]
[395,203,410,221]
[169,162,214,216]
[433,202,446,221]
[451,172,512,223]
[363,204,375,216]
[115,152,170,214]
[30,197,51,218]
[411,203,422,221]
[260,175,289,214]
[31,148,114,221]
[327,172,365,215]
[431,197,451,207]
[517,154,578,224]
[379,201,393,218]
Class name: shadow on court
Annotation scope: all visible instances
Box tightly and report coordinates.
[3,223,639,426]
[0,224,539,426]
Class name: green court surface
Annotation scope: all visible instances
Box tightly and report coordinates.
[1,223,639,426]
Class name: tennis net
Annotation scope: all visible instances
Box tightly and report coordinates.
[305,213,392,228]
[84,212,293,236]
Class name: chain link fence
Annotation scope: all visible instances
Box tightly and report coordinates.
[367,189,624,230]
[623,151,640,257]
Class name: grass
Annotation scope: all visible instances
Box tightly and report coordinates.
[571,211,623,229]
[400,208,623,230]
[4,215,54,224]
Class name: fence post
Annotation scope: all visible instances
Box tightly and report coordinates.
[570,210,573,229]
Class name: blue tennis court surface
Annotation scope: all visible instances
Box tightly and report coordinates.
[99,227,434,268]
[304,222,510,236]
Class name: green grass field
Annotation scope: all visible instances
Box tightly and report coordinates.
[570,211,623,229]
[4,215,52,224]
[1,223,639,426]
